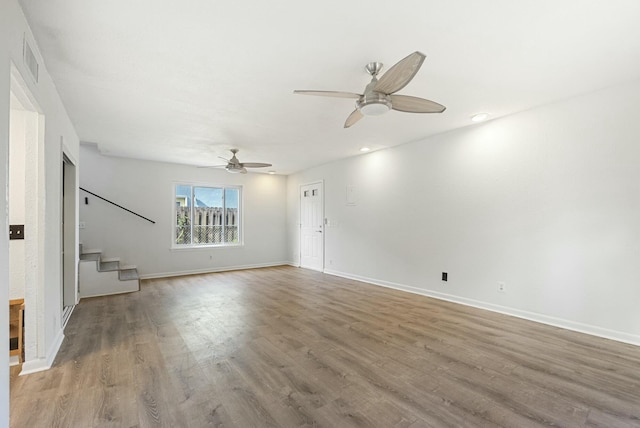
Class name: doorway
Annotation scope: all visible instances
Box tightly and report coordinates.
[62,152,77,327]
[299,181,324,271]
[9,64,46,369]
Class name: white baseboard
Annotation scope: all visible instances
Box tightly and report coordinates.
[324,268,640,348]
[20,358,50,375]
[80,288,139,299]
[139,261,290,280]
[20,327,65,375]
[47,328,65,367]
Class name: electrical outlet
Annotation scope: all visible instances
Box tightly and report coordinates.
[497,282,506,293]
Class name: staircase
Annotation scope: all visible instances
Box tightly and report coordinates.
[79,245,140,298]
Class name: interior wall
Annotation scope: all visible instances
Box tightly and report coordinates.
[79,144,288,278]
[287,79,640,346]
[1,0,81,381]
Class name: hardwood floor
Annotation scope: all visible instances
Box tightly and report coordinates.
[10,266,640,427]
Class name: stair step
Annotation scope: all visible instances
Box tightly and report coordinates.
[119,268,139,281]
[82,248,102,255]
[80,248,102,261]
[99,261,120,272]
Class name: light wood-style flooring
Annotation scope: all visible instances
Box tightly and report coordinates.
[10,266,640,427]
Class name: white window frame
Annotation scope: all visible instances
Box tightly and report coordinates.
[172,183,243,249]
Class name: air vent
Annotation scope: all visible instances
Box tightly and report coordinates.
[23,36,39,83]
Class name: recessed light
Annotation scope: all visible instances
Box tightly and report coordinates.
[360,147,371,152]
[471,113,489,122]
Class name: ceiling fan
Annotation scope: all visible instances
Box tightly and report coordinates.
[294,51,446,128]
[200,149,272,174]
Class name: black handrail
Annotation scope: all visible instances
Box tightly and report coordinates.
[80,187,156,224]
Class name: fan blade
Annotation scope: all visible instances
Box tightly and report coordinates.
[344,109,363,128]
[241,162,272,168]
[218,156,230,162]
[390,95,446,113]
[373,51,426,95]
[197,164,227,169]
[294,90,362,99]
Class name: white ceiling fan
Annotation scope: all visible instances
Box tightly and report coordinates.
[200,149,272,174]
[294,51,446,128]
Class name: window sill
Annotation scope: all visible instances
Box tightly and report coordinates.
[170,243,244,252]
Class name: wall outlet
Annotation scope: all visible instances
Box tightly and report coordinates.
[442,272,448,282]
[497,282,506,293]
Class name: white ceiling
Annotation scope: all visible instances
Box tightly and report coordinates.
[18,0,640,175]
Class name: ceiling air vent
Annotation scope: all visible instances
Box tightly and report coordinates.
[23,36,39,83]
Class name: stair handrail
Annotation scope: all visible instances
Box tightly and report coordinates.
[80,187,156,224]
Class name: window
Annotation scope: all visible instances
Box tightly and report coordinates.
[174,184,241,247]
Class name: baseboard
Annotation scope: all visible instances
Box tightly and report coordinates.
[20,327,66,375]
[47,327,65,367]
[81,288,139,299]
[20,358,50,375]
[323,268,640,348]
[139,261,290,280]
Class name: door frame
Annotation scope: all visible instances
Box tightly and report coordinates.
[10,63,46,369]
[61,145,78,327]
[298,180,324,271]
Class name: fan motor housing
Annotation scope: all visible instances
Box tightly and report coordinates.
[357,92,392,116]
[226,164,242,173]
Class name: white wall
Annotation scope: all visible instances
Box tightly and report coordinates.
[0,0,81,398]
[287,80,640,346]
[80,144,287,278]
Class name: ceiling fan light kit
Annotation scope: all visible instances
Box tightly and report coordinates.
[225,165,247,174]
[294,51,446,128]
[357,93,392,116]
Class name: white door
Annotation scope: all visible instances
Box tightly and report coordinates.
[300,182,324,271]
